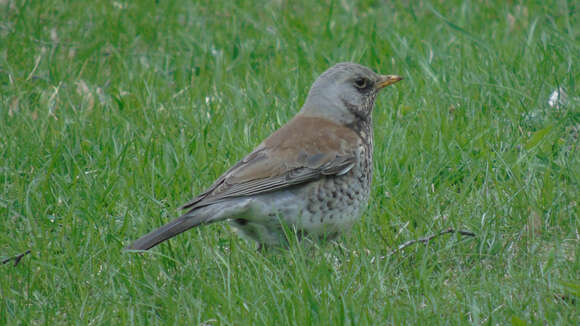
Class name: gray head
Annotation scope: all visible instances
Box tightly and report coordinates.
[300,62,402,125]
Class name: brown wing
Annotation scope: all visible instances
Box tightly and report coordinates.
[181,115,361,212]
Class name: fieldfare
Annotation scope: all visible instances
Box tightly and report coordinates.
[128,62,402,250]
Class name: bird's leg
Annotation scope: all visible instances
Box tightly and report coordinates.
[257,243,267,252]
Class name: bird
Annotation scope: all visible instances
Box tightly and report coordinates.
[127,62,402,250]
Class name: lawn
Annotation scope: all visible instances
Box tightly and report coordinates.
[1,0,578,324]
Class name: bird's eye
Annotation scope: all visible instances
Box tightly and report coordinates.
[353,78,368,89]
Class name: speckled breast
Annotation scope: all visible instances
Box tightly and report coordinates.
[299,141,373,236]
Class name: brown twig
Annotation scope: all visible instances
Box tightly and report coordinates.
[385,228,475,258]
[2,250,31,267]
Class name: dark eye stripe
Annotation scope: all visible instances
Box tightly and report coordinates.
[353,78,371,92]
[354,78,366,88]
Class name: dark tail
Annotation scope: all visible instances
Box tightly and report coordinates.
[126,214,205,251]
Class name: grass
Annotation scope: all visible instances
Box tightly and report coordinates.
[1,0,578,324]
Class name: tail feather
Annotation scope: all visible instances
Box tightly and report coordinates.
[127,197,251,251]
[126,214,206,251]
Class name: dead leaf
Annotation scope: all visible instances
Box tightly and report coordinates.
[9,96,19,116]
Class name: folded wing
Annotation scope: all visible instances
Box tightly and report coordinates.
[182,115,361,212]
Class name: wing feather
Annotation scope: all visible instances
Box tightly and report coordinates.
[181,116,361,212]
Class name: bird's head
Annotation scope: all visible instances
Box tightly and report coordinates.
[300,62,402,125]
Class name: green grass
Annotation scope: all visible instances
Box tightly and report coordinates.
[1,0,579,324]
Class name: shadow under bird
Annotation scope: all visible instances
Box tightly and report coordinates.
[128,62,402,251]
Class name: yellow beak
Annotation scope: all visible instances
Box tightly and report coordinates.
[376,75,403,90]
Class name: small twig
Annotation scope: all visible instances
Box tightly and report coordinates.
[386,228,475,258]
[2,250,31,267]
